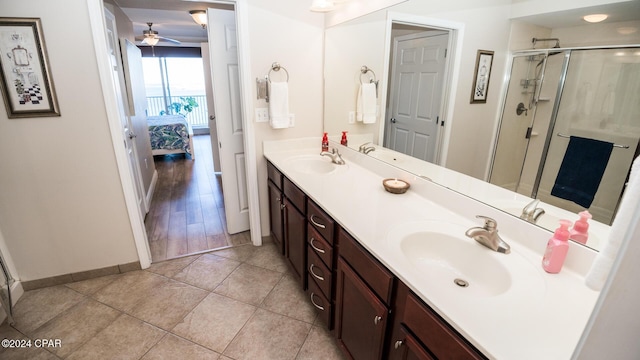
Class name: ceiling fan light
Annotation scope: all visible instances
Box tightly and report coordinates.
[583,14,608,23]
[310,0,335,12]
[144,37,159,46]
[189,10,207,28]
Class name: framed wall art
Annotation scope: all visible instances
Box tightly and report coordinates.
[470,49,494,104]
[0,17,60,118]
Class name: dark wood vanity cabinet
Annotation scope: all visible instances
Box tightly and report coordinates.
[267,162,284,254]
[266,159,486,360]
[283,177,307,288]
[387,282,486,360]
[306,198,337,329]
[335,228,395,360]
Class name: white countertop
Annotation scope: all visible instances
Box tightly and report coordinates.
[264,138,600,360]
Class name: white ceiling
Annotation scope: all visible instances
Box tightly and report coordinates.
[112,0,640,47]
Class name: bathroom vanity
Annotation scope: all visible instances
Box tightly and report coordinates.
[264,138,600,359]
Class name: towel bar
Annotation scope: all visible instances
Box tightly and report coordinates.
[557,133,629,149]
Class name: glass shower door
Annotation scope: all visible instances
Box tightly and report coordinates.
[490,52,554,194]
[536,48,640,224]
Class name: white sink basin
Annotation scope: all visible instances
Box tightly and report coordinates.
[284,155,340,175]
[394,222,511,297]
[387,221,546,301]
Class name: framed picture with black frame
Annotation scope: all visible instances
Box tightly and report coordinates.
[470,49,494,104]
[0,17,60,118]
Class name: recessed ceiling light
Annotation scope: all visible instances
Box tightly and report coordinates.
[617,27,638,35]
[583,14,608,23]
[310,0,335,12]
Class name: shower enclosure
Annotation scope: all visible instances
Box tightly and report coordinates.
[490,46,640,225]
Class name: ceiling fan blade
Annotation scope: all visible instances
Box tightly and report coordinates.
[157,36,181,44]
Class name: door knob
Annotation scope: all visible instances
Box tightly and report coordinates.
[209,115,216,120]
[390,118,397,123]
[128,132,137,139]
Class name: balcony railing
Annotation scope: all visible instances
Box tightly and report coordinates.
[146,95,209,128]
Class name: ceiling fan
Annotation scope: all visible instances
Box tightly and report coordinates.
[137,22,180,46]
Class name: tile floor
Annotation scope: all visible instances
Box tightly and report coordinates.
[0,243,345,360]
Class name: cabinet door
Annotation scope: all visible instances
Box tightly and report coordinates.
[268,180,284,254]
[336,258,388,360]
[392,326,435,360]
[284,197,306,288]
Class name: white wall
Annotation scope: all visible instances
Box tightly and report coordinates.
[246,0,325,235]
[0,0,139,281]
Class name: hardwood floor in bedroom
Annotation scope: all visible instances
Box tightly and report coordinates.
[144,134,251,262]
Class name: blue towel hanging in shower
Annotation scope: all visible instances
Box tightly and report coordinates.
[551,136,613,208]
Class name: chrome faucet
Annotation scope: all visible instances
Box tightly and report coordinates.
[358,142,376,154]
[320,147,346,165]
[465,215,511,254]
[520,199,545,223]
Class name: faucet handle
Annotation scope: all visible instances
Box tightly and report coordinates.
[476,215,497,231]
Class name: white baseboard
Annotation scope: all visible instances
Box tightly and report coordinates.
[145,170,158,213]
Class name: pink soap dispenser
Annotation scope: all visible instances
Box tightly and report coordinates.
[570,210,592,245]
[542,220,572,274]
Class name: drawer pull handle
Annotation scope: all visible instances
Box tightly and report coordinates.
[276,197,281,202]
[309,215,326,229]
[394,340,404,349]
[309,238,326,254]
[280,203,286,210]
[309,264,325,281]
[310,293,325,311]
[374,315,382,325]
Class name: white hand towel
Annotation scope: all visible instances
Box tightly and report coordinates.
[585,155,640,291]
[356,83,377,124]
[269,81,290,129]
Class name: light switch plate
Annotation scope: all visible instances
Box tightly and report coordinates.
[255,107,269,123]
[348,111,356,124]
[289,113,295,127]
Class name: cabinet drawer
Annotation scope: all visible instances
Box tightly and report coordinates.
[403,294,485,360]
[338,228,394,305]
[307,200,335,244]
[308,225,333,268]
[267,161,282,190]
[307,276,332,329]
[307,246,332,299]
[283,177,306,213]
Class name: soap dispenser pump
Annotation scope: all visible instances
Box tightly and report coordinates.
[542,219,572,274]
[322,132,329,152]
[570,210,592,245]
[340,131,348,146]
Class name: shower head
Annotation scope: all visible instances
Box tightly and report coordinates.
[532,37,561,49]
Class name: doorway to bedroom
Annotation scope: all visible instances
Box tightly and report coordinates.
[139,40,247,262]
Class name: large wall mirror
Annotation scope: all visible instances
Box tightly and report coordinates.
[323,0,640,252]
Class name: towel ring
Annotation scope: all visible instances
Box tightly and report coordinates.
[360,65,379,97]
[268,62,289,83]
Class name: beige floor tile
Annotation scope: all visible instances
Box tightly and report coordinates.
[65,274,121,296]
[127,279,208,330]
[172,254,240,291]
[224,308,312,360]
[296,325,345,360]
[66,313,164,360]
[214,263,282,306]
[146,254,200,278]
[171,293,256,353]
[261,274,316,323]
[245,243,289,273]
[211,244,256,262]
[141,334,220,360]
[30,298,120,358]
[92,271,166,312]
[0,323,59,360]
[11,286,86,336]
